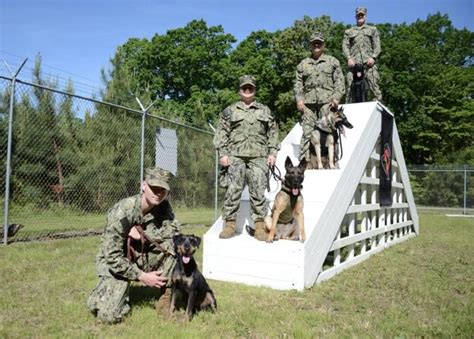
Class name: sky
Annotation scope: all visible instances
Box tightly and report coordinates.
[1,0,472,97]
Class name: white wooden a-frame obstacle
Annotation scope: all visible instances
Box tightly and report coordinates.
[203,102,418,290]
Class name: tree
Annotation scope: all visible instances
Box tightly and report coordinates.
[102,14,473,165]
[379,13,474,164]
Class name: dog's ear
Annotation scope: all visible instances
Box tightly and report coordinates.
[299,158,307,170]
[172,234,182,245]
[285,156,293,170]
[194,235,202,248]
[188,234,201,248]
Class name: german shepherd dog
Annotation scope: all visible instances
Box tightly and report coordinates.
[169,234,217,321]
[349,63,367,103]
[266,156,307,243]
[310,106,353,169]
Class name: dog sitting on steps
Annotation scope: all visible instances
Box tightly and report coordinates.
[246,156,307,243]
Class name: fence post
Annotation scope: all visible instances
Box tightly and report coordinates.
[208,123,218,222]
[464,165,467,215]
[3,58,27,245]
[135,97,156,189]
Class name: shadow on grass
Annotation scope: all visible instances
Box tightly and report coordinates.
[129,285,161,306]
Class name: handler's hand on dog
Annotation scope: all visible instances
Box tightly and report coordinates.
[219,155,230,167]
[138,270,168,288]
[348,58,355,68]
[330,99,339,109]
[366,57,375,67]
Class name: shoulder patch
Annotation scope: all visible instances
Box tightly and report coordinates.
[222,107,232,119]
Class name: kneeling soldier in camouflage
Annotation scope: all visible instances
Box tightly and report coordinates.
[87,168,180,324]
[214,75,279,241]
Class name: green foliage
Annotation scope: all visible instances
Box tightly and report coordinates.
[379,13,474,163]
[100,13,472,164]
[12,56,80,207]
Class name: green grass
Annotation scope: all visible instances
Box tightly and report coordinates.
[0,214,472,337]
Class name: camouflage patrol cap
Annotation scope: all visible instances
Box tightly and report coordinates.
[356,7,367,14]
[145,167,173,190]
[310,31,325,42]
[239,75,256,88]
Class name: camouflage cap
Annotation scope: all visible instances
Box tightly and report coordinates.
[239,75,256,88]
[145,167,173,190]
[356,6,367,14]
[310,31,325,42]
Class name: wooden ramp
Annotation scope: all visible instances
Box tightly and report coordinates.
[203,102,419,290]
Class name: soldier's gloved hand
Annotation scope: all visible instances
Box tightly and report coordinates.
[219,155,230,167]
[296,100,306,112]
[348,58,355,68]
[138,270,168,288]
[366,58,375,67]
[330,99,339,109]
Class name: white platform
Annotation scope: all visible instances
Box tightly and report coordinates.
[203,102,418,290]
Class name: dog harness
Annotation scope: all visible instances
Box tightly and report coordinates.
[276,182,302,224]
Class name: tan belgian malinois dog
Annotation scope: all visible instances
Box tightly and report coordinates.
[265,156,307,243]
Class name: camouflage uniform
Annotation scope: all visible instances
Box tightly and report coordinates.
[213,78,279,223]
[87,193,179,324]
[294,32,345,161]
[342,7,382,102]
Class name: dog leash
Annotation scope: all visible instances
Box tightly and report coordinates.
[267,164,283,192]
[337,128,344,161]
[126,225,175,266]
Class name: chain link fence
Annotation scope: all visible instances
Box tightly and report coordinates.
[1,74,472,244]
[1,75,220,244]
[407,165,473,215]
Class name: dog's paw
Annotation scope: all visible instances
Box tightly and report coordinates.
[181,313,193,322]
[166,311,176,321]
[265,236,274,243]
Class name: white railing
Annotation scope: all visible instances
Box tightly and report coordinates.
[318,138,416,282]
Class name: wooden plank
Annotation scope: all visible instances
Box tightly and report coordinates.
[359,176,404,189]
[318,233,416,283]
[329,220,413,251]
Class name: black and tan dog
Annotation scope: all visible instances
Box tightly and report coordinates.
[310,106,353,169]
[169,234,217,321]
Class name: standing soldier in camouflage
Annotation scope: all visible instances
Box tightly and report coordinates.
[87,168,180,324]
[342,6,382,102]
[214,75,279,241]
[294,32,345,162]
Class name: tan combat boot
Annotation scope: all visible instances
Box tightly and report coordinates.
[254,220,268,241]
[219,220,236,239]
[155,287,171,315]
